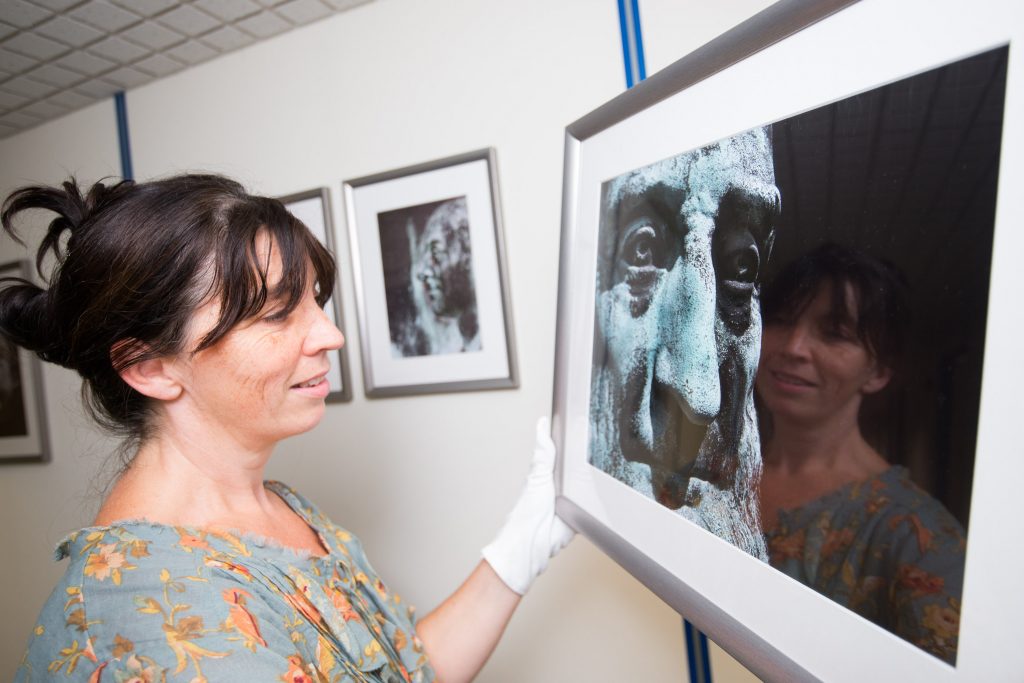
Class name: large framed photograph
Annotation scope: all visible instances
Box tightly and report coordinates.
[0,260,49,463]
[343,149,518,397]
[279,188,353,402]
[553,0,1023,679]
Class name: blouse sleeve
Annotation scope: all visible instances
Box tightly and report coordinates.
[876,489,966,665]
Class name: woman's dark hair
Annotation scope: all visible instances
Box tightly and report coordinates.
[0,174,336,450]
[760,242,908,372]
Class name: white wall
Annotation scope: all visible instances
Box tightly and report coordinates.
[0,0,772,680]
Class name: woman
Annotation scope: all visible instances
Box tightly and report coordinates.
[6,175,571,682]
[756,243,965,663]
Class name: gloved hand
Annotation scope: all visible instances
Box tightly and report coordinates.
[482,417,575,595]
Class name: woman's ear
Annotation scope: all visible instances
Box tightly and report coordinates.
[112,340,183,401]
[862,363,893,395]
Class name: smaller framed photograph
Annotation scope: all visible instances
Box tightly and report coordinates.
[279,188,353,402]
[343,148,518,397]
[0,260,49,463]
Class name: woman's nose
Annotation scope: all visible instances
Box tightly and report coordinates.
[306,307,345,354]
[779,324,810,357]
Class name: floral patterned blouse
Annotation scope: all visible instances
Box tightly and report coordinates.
[15,481,435,682]
[765,466,965,664]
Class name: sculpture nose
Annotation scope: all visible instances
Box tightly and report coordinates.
[651,245,721,425]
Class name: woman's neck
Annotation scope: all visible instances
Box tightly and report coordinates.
[763,407,887,480]
[93,424,277,529]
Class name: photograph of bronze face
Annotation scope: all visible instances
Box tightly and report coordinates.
[378,196,480,358]
[589,127,779,559]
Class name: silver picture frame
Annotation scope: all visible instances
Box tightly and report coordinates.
[279,187,353,403]
[0,259,49,464]
[343,148,518,397]
[553,0,1023,680]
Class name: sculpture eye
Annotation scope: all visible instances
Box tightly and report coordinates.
[721,244,760,286]
[622,225,659,268]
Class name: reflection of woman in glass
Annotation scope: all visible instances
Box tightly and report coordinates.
[756,243,964,664]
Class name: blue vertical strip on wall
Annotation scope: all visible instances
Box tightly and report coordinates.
[114,91,133,181]
[684,619,713,683]
[616,2,713,681]
[617,0,647,88]
[629,0,646,82]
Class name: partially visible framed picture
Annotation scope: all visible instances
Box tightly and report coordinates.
[279,187,353,403]
[554,0,1023,680]
[343,148,518,397]
[0,260,48,463]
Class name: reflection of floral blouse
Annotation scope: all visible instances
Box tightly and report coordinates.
[15,481,435,682]
[765,466,965,664]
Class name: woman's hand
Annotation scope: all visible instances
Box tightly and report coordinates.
[482,416,575,594]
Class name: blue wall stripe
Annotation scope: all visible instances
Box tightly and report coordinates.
[629,0,646,81]
[684,619,713,683]
[616,3,712,681]
[617,0,646,88]
[114,91,133,181]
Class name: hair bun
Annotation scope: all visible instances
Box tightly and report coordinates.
[0,279,67,367]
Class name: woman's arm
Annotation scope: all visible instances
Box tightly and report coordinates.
[416,561,520,682]
[417,418,574,682]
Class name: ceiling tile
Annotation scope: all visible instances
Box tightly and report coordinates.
[322,0,372,9]
[70,1,141,32]
[56,50,117,76]
[0,22,16,41]
[31,0,82,10]
[109,0,178,17]
[236,10,289,38]
[47,89,94,109]
[34,15,105,49]
[0,0,51,29]
[194,0,262,22]
[4,75,57,98]
[157,5,219,37]
[165,39,216,65]
[135,52,184,77]
[121,20,184,50]
[102,65,148,88]
[200,25,253,52]
[20,98,68,119]
[88,35,149,62]
[28,63,84,88]
[0,47,34,73]
[275,0,332,25]
[74,77,120,98]
[1,110,43,128]
[3,31,68,60]
[0,89,30,109]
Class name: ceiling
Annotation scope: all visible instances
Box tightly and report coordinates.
[0,0,372,140]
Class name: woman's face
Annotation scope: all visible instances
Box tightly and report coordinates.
[171,238,344,451]
[756,282,890,427]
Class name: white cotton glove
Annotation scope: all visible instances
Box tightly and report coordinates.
[482,417,576,595]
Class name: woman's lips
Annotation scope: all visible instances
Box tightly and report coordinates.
[769,369,816,389]
[291,374,330,398]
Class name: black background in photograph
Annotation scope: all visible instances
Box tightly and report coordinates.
[766,45,1008,528]
[0,337,27,438]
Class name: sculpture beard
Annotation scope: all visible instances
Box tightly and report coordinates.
[588,127,779,560]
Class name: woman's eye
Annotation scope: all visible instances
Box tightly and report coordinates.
[261,308,291,324]
[621,225,660,268]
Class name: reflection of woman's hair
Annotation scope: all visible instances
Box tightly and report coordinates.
[761,242,908,372]
[0,175,335,452]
